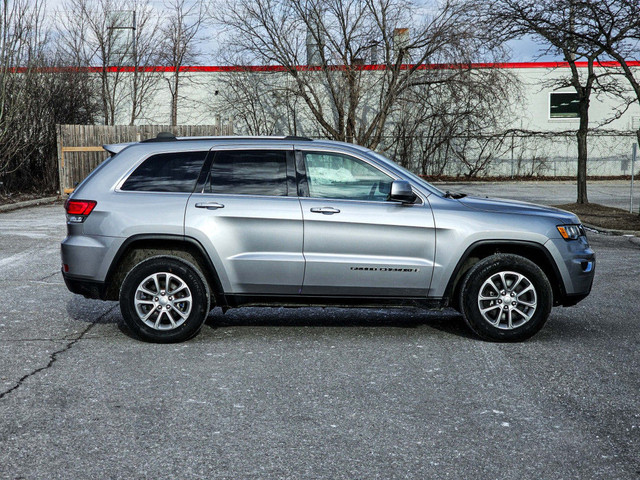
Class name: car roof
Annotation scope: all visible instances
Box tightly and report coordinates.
[103,134,369,156]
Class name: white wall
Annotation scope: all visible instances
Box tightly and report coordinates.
[513,65,640,132]
[113,65,640,132]
[107,64,640,176]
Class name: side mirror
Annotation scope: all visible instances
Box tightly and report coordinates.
[389,180,417,204]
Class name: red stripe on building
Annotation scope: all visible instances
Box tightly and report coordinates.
[9,61,640,73]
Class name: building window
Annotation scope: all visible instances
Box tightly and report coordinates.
[549,92,580,119]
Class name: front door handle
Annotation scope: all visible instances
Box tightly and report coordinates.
[310,207,341,215]
[195,202,225,210]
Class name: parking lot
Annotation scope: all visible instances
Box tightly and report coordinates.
[1,194,639,479]
[434,179,638,211]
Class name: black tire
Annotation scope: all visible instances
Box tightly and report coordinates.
[119,255,211,343]
[459,254,552,342]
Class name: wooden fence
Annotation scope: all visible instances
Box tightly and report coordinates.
[56,123,233,194]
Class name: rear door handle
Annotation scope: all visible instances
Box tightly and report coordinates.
[195,202,225,210]
[310,207,340,214]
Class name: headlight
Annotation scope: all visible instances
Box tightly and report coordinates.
[557,224,585,240]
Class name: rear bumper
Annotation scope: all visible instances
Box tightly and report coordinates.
[61,234,123,282]
[62,271,107,300]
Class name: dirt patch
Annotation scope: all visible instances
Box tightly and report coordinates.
[554,203,640,234]
[0,192,50,206]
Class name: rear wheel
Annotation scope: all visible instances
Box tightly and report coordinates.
[119,256,210,343]
[459,254,552,342]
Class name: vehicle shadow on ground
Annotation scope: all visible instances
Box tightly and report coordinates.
[66,297,119,324]
[66,297,585,343]
[204,306,478,340]
[65,297,478,341]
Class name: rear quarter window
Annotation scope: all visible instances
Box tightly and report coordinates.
[121,151,207,192]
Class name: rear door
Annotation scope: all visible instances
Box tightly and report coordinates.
[298,148,436,297]
[185,146,304,295]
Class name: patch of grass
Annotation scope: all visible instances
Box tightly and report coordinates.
[554,203,640,233]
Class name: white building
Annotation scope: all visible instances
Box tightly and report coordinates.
[104,61,640,177]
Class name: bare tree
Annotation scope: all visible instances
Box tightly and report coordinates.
[159,0,206,126]
[57,0,161,125]
[57,0,128,124]
[475,0,615,203]
[1,0,100,193]
[128,0,163,124]
[388,65,517,176]
[213,0,498,150]
[0,0,47,182]
[568,0,640,149]
[215,67,295,135]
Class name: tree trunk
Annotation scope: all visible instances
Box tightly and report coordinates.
[170,73,179,126]
[101,70,110,125]
[170,95,178,126]
[576,101,589,204]
[130,70,138,126]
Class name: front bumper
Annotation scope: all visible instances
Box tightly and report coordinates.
[545,237,595,306]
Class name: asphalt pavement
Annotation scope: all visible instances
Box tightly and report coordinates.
[0,199,639,480]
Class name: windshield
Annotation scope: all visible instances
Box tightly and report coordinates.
[368,151,446,197]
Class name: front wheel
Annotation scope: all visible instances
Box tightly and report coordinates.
[119,256,211,343]
[459,254,552,342]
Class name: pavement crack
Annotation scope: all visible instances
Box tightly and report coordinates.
[0,305,117,401]
[38,271,60,281]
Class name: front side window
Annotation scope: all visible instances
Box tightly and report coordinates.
[207,150,288,196]
[121,151,207,192]
[303,152,393,201]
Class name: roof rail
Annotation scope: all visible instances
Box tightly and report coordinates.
[141,132,177,143]
[140,133,314,143]
[284,135,313,141]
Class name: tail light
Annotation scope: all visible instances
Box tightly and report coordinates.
[65,199,97,223]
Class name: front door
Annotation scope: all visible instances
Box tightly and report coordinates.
[298,150,436,297]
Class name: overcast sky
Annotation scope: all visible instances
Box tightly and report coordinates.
[45,0,557,64]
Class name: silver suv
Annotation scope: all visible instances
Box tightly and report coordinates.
[61,134,595,342]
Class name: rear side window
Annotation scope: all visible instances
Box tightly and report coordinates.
[207,150,288,196]
[121,151,207,192]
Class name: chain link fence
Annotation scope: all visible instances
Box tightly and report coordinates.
[379,132,639,178]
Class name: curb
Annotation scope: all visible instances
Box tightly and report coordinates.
[0,196,60,213]
[583,222,640,238]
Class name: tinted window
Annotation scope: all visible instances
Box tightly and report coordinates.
[304,152,392,200]
[207,150,288,196]
[550,92,579,118]
[121,151,207,192]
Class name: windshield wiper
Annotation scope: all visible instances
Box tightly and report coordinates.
[444,190,467,199]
